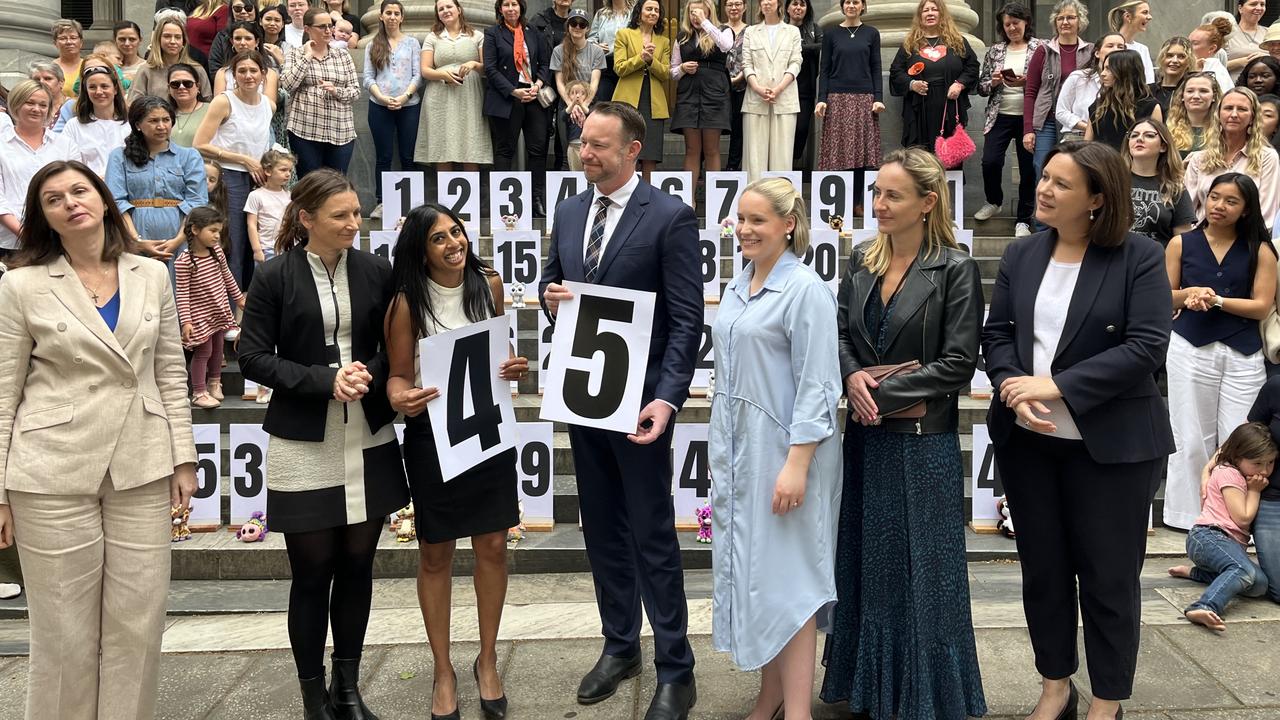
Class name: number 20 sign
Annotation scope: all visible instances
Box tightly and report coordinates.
[540,281,656,433]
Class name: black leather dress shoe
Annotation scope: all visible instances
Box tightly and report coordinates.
[576,653,642,704]
[643,678,696,720]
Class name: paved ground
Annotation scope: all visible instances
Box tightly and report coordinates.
[0,564,1277,719]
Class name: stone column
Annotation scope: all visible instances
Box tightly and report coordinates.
[0,0,60,82]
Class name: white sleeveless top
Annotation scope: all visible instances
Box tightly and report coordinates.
[212,90,272,173]
[413,277,492,385]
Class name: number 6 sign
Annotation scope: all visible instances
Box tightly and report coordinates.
[540,281,656,433]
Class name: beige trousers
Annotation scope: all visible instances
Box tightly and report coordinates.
[9,477,172,720]
[743,110,798,182]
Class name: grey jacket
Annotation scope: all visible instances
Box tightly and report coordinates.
[1025,38,1094,133]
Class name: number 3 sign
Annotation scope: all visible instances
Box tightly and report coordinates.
[540,281,656,433]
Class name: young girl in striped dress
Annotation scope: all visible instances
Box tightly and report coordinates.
[177,205,246,408]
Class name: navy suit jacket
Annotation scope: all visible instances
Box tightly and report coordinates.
[482,22,553,119]
[981,230,1176,464]
[539,178,703,412]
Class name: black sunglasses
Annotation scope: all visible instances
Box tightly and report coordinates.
[568,19,588,27]
[168,79,196,89]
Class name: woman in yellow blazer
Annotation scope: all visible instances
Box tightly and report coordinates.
[740,0,802,180]
[613,0,671,175]
[0,159,197,720]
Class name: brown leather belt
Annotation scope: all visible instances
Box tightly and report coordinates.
[131,198,182,208]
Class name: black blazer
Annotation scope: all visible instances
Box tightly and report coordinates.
[239,247,397,442]
[539,179,703,411]
[837,243,983,434]
[483,22,553,119]
[981,231,1175,464]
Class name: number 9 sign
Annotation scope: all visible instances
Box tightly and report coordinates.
[515,422,554,527]
[809,172,853,229]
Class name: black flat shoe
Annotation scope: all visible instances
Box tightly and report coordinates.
[576,652,642,704]
[430,668,459,720]
[473,656,508,719]
[643,678,696,720]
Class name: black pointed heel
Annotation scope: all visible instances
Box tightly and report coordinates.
[430,668,459,720]
[473,656,509,719]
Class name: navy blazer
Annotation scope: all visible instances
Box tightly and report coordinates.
[981,230,1175,464]
[483,22,553,119]
[539,179,703,411]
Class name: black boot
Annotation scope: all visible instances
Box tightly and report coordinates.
[299,672,337,720]
[329,656,380,720]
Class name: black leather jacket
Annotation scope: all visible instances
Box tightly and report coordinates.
[837,242,984,434]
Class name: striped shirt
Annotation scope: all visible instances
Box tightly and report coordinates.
[175,245,244,348]
[281,43,361,145]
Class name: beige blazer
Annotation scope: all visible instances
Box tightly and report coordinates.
[0,253,197,503]
[740,22,803,116]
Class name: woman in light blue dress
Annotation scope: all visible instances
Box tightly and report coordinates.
[709,177,843,720]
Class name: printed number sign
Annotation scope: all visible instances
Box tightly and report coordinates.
[705,171,747,230]
[437,171,481,240]
[540,281,656,433]
[380,171,424,230]
[650,171,693,208]
[863,170,968,230]
[515,422,555,526]
[538,309,553,392]
[368,230,399,262]
[229,423,269,526]
[672,423,712,528]
[762,170,803,190]
[489,171,532,232]
[690,305,717,393]
[804,229,840,295]
[507,311,520,394]
[189,424,222,528]
[418,315,518,481]
[547,171,587,221]
[970,424,1002,530]
[493,230,542,302]
[697,229,722,301]
[971,305,992,398]
[809,171,854,229]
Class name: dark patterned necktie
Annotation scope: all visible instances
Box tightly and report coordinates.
[584,196,611,282]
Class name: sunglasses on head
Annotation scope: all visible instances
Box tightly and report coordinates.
[168,79,196,89]
[82,66,114,79]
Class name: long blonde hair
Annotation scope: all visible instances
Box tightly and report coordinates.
[148,14,200,70]
[1167,73,1222,153]
[741,178,811,256]
[191,0,227,19]
[903,0,966,54]
[862,148,958,276]
[1120,118,1186,205]
[1199,86,1270,175]
[679,0,721,55]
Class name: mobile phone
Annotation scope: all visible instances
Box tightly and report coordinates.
[1001,68,1019,81]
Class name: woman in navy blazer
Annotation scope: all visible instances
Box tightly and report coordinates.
[981,141,1174,720]
[484,0,553,217]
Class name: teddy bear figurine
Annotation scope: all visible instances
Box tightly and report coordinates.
[996,496,1015,539]
[171,505,191,543]
[393,503,416,543]
[507,501,526,544]
[236,511,268,542]
[719,217,736,240]
[695,503,712,544]
[511,281,526,309]
[502,214,519,232]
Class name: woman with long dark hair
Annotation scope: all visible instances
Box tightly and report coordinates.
[552,8,604,171]
[209,0,261,73]
[1122,118,1196,245]
[1055,32,1126,142]
[238,169,409,719]
[1084,48,1162,149]
[785,0,822,168]
[364,0,421,218]
[1237,54,1280,95]
[385,203,527,720]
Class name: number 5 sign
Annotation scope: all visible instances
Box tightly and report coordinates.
[540,281,656,433]
[189,424,222,529]
[419,315,518,481]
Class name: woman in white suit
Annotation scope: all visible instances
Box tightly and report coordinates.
[741,0,802,180]
[0,159,197,720]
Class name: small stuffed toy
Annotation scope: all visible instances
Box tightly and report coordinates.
[511,281,526,309]
[171,505,191,543]
[507,501,526,544]
[236,511,268,542]
[719,217,735,240]
[996,496,1015,539]
[695,503,712,544]
[502,214,519,232]
[393,503,416,542]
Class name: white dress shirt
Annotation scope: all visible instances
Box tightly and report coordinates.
[1031,259,1083,440]
[582,171,640,262]
[0,129,78,249]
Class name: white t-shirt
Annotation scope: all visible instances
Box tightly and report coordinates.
[244,187,291,260]
[998,46,1028,115]
[1031,258,1083,439]
[284,23,305,48]
[60,118,130,178]
[1128,40,1155,84]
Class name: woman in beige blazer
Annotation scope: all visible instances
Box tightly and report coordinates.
[740,0,802,181]
[0,159,197,720]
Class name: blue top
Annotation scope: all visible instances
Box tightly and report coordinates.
[104,143,208,243]
[97,290,121,331]
[1173,227,1261,354]
[362,35,423,106]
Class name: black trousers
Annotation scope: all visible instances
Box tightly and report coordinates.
[995,426,1161,700]
[981,112,1036,223]
[488,97,549,201]
[726,87,746,171]
[568,423,694,685]
[794,93,815,169]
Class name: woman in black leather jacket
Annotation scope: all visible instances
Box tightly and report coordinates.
[819,147,987,719]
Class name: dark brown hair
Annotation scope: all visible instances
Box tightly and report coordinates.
[275,168,357,255]
[587,101,646,145]
[1043,141,1133,247]
[14,161,139,267]
[73,57,127,123]
[1217,421,1278,471]
[369,0,405,72]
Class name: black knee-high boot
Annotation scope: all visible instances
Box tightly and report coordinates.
[329,656,379,720]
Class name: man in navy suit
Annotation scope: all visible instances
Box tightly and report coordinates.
[540,102,703,720]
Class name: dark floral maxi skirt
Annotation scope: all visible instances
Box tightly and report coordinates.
[818,92,883,171]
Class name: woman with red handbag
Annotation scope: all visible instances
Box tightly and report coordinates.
[819,147,987,719]
[888,0,979,162]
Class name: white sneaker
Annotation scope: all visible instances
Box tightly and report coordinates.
[225,328,240,342]
[974,202,1001,221]
[1015,222,1033,237]
[370,203,384,220]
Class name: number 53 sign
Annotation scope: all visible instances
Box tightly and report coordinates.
[540,282,656,433]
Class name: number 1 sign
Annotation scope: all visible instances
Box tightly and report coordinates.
[540,281,656,433]
[418,315,518,481]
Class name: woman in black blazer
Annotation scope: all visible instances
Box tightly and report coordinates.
[238,169,409,719]
[981,141,1174,720]
[484,0,553,217]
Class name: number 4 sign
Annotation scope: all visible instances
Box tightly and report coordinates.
[672,423,712,530]
[970,424,1003,532]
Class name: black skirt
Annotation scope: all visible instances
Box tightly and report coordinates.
[671,61,731,131]
[403,413,520,544]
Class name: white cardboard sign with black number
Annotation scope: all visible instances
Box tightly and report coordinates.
[863,169,967,231]
[538,309,553,393]
[803,229,841,295]
[539,281,656,433]
[762,169,803,190]
[436,171,481,240]
[547,171,587,221]
[672,423,712,530]
[493,230,542,302]
[690,305,717,394]
[971,305,992,398]
[970,424,1002,531]
[229,423,269,526]
[418,314,518,481]
[380,171,424,230]
[697,229,722,301]
[507,311,519,394]
[368,230,399,263]
[489,171,533,232]
[650,171,693,208]
[189,424,222,528]
[809,171,855,229]
[705,171,747,230]
[515,421,555,527]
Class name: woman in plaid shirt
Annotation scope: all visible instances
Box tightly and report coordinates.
[281,7,361,177]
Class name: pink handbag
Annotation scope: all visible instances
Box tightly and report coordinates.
[934,99,975,169]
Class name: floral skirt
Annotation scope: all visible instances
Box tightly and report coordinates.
[818,93,883,171]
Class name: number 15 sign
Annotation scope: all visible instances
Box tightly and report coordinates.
[540,281,656,434]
